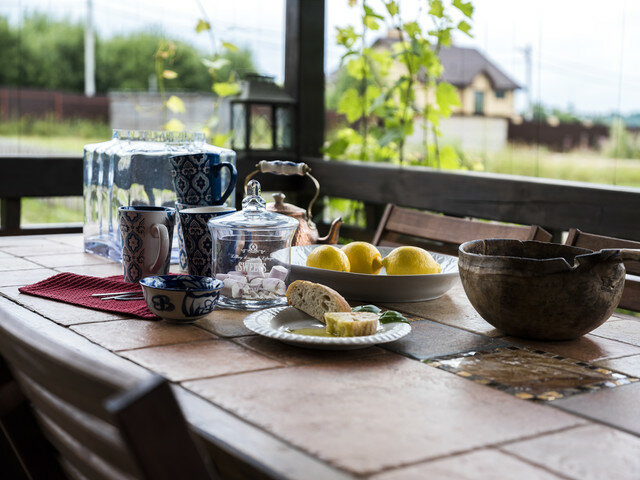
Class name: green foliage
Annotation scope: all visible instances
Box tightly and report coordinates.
[0,116,110,139]
[325,0,473,167]
[607,118,640,159]
[0,14,257,95]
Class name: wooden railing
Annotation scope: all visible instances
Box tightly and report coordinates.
[2,154,640,242]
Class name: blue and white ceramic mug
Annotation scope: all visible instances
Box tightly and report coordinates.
[169,153,237,206]
[118,206,176,283]
[178,205,235,277]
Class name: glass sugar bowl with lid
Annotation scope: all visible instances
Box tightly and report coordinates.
[208,180,298,310]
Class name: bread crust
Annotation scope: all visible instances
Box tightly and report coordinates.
[286,280,351,322]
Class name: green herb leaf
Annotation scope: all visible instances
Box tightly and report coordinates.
[379,310,409,324]
[353,305,382,314]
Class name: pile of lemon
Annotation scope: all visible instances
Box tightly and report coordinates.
[305,242,441,275]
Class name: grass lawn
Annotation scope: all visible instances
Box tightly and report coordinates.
[478,146,640,188]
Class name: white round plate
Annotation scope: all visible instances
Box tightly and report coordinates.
[243,306,411,350]
[271,245,459,303]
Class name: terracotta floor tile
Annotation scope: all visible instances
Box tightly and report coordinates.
[0,257,44,271]
[382,318,508,360]
[233,335,387,365]
[595,354,640,378]
[552,382,640,436]
[0,268,57,287]
[501,424,640,480]
[196,308,253,337]
[0,286,128,325]
[591,319,640,346]
[71,319,215,351]
[50,234,85,247]
[0,237,54,247]
[504,334,640,362]
[58,264,125,277]
[184,355,583,475]
[371,449,563,480]
[1,243,78,256]
[25,252,112,268]
[382,282,502,337]
[120,340,283,381]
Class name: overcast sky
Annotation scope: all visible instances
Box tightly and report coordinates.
[2,0,639,115]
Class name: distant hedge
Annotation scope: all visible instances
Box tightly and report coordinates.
[0,14,256,94]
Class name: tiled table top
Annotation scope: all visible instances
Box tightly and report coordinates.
[1,234,639,479]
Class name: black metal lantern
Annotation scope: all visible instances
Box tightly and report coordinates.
[230,74,295,153]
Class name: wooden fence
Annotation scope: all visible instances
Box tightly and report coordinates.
[0,88,109,122]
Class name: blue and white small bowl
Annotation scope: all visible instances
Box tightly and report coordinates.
[140,275,223,323]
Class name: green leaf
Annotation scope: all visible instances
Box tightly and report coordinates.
[363,4,384,20]
[439,145,460,169]
[202,58,232,70]
[163,118,184,131]
[403,21,421,38]
[437,28,452,46]
[323,137,350,157]
[353,305,382,314]
[429,0,444,17]
[436,82,461,117]
[385,1,399,16]
[221,41,238,52]
[195,19,211,33]
[453,0,474,18]
[337,88,364,123]
[347,56,370,80]
[379,310,409,324]
[212,82,240,97]
[336,25,358,48]
[457,20,472,36]
[363,15,380,30]
[165,95,185,114]
[211,133,231,147]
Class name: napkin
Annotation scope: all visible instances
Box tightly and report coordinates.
[19,272,158,319]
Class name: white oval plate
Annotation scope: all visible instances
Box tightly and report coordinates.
[271,245,459,303]
[243,306,411,350]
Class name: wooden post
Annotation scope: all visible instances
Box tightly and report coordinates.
[1,199,21,235]
[284,0,325,158]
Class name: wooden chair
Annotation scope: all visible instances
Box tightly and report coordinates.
[372,204,552,256]
[565,228,640,312]
[0,306,219,480]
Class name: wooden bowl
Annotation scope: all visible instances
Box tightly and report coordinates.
[458,240,626,340]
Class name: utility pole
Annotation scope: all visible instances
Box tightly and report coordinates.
[521,44,532,119]
[84,0,96,97]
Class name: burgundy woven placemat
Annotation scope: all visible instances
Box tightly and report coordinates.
[19,272,158,319]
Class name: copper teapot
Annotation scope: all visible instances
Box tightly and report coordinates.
[244,160,342,246]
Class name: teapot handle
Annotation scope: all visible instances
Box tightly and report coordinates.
[244,160,320,227]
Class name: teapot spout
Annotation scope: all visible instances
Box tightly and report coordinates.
[318,218,343,245]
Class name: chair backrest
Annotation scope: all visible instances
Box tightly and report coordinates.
[0,307,217,480]
[372,204,552,256]
[565,228,640,312]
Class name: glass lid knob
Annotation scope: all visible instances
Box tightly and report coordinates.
[242,179,266,212]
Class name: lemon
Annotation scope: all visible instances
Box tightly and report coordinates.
[341,242,383,274]
[381,246,441,275]
[306,245,350,272]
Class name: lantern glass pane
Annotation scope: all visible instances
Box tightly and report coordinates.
[232,103,246,149]
[276,106,292,150]
[249,104,273,149]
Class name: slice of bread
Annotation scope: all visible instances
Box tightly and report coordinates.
[325,312,379,337]
[286,280,351,323]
